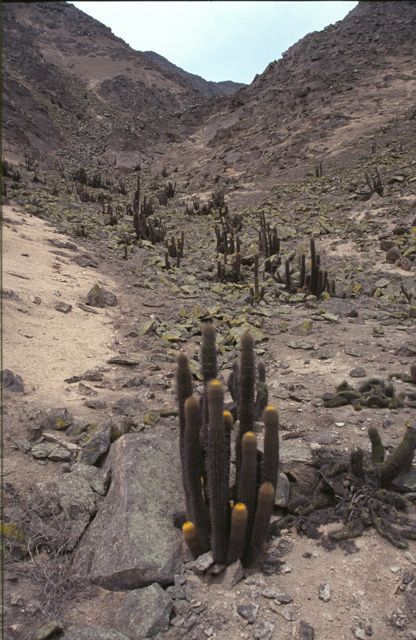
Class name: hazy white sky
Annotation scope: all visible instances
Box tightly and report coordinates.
[71,1,358,84]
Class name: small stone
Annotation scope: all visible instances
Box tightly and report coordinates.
[345,346,363,357]
[189,551,214,575]
[78,383,97,397]
[280,606,296,621]
[353,627,367,640]
[86,284,117,307]
[107,356,139,367]
[221,559,244,589]
[350,367,367,378]
[77,423,111,465]
[33,621,63,640]
[274,472,290,508]
[295,621,315,640]
[405,552,416,565]
[1,369,24,393]
[85,399,107,410]
[319,583,331,602]
[54,302,72,313]
[254,621,274,640]
[116,583,173,638]
[386,247,401,263]
[280,564,292,573]
[237,603,259,624]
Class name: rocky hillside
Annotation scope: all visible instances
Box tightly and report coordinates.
[161,1,416,198]
[2,1,238,168]
[142,51,246,98]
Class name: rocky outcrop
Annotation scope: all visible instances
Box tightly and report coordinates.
[74,431,184,590]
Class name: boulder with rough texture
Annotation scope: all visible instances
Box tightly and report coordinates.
[74,432,184,589]
[116,584,173,638]
[86,284,117,307]
[77,422,112,465]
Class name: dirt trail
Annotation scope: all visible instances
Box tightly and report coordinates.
[2,205,117,408]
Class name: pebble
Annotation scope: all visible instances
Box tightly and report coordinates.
[319,583,331,602]
[236,604,259,624]
[295,621,315,640]
[254,621,274,640]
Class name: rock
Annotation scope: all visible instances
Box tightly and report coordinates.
[85,399,107,410]
[73,255,98,268]
[33,621,63,640]
[399,257,413,271]
[77,423,111,465]
[78,383,97,397]
[380,239,395,251]
[63,627,129,640]
[274,472,290,508]
[1,369,25,393]
[39,408,73,432]
[349,367,367,378]
[86,284,117,307]
[54,302,72,313]
[78,303,99,314]
[221,560,244,589]
[396,345,416,357]
[279,606,296,621]
[318,583,331,602]
[81,370,104,382]
[386,247,401,263]
[70,463,110,496]
[254,621,274,640]
[54,473,97,519]
[295,621,315,640]
[189,551,215,575]
[107,356,139,367]
[116,584,173,638]
[345,346,363,357]
[391,469,416,492]
[74,433,184,589]
[237,603,259,624]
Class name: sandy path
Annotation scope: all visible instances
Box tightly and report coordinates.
[2,205,117,408]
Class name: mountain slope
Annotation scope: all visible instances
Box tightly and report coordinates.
[159,1,416,195]
[2,1,232,167]
[142,51,245,97]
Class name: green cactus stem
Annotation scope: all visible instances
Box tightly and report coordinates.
[207,379,230,564]
[184,396,210,551]
[227,503,248,564]
[176,353,193,469]
[182,521,204,558]
[368,426,385,463]
[262,405,279,489]
[201,323,217,384]
[236,331,256,476]
[238,431,258,545]
[377,424,416,487]
[245,481,275,565]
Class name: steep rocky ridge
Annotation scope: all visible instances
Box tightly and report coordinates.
[2,1,235,168]
[157,1,416,199]
[142,51,246,97]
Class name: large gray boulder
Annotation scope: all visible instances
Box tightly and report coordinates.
[74,432,184,590]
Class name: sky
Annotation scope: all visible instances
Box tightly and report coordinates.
[71,1,358,85]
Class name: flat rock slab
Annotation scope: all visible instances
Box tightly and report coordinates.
[74,432,184,590]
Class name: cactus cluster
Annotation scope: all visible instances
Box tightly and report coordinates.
[323,377,405,409]
[165,232,184,269]
[258,212,280,258]
[176,325,279,567]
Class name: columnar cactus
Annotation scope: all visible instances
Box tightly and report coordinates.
[176,325,280,567]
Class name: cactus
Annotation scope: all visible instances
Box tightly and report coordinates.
[184,396,210,551]
[227,503,248,564]
[377,424,416,487]
[207,379,230,564]
[182,521,203,558]
[368,426,385,463]
[176,327,279,567]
